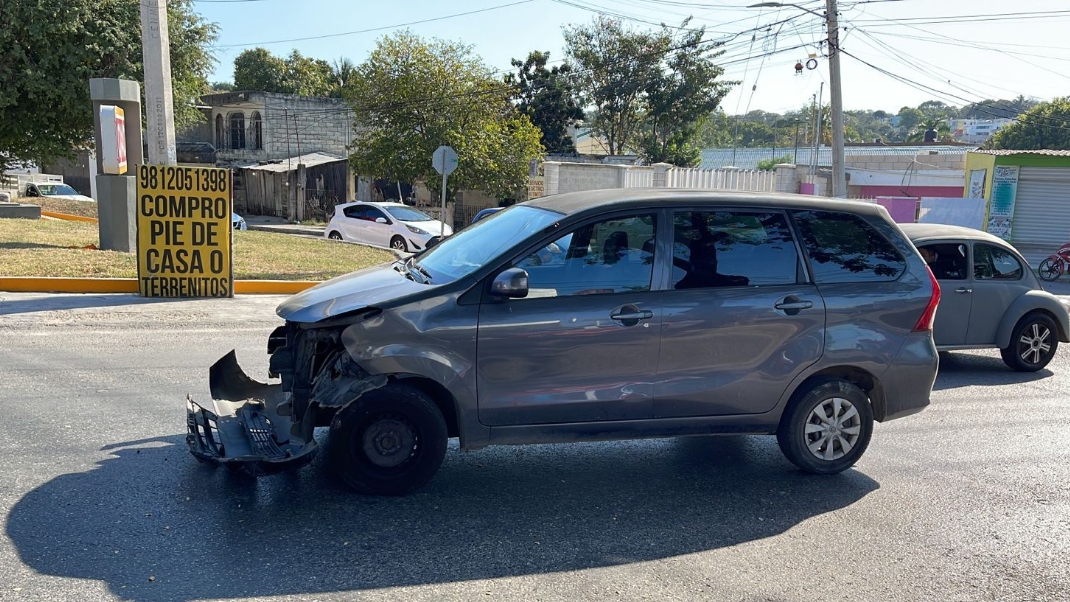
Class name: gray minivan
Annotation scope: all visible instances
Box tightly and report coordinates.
[188,190,941,495]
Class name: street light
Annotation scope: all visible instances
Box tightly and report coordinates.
[748,1,846,198]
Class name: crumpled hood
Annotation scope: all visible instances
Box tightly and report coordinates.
[276,262,428,323]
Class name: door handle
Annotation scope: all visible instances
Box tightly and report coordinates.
[774,300,813,311]
[610,310,654,321]
[955,287,973,294]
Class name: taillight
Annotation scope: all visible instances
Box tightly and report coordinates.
[913,265,942,332]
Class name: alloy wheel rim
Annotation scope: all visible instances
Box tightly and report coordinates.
[392,239,405,250]
[1018,322,1052,365]
[804,397,862,461]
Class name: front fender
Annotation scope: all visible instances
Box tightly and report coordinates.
[337,297,487,449]
[995,291,1070,348]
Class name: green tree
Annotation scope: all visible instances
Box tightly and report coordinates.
[757,154,793,170]
[563,16,665,155]
[345,31,543,201]
[233,48,286,92]
[906,116,951,143]
[988,97,1070,150]
[233,48,339,97]
[506,51,584,154]
[210,81,235,92]
[897,106,925,133]
[0,0,217,171]
[640,20,733,166]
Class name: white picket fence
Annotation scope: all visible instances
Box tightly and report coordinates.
[665,167,777,192]
[624,167,654,188]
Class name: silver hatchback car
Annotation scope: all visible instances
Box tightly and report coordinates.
[188,190,941,495]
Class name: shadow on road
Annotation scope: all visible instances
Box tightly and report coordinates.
[0,294,189,315]
[933,351,1053,391]
[7,434,878,600]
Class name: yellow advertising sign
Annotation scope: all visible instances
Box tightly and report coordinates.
[136,164,233,298]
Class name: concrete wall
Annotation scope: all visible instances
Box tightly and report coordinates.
[557,163,625,193]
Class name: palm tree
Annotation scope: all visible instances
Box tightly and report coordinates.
[907,116,951,143]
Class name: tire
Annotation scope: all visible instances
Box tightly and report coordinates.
[777,379,874,475]
[1000,312,1059,372]
[328,231,343,241]
[390,236,408,252]
[329,384,447,495]
[1037,258,1063,282]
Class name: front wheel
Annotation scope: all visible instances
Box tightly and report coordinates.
[328,231,343,241]
[777,379,874,475]
[329,384,447,495]
[1001,312,1058,372]
[390,236,408,252]
[1038,257,1063,282]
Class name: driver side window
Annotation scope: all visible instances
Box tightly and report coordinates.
[517,214,656,299]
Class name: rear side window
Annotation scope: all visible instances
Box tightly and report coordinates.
[793,210,906,283]
[672,211,798,288]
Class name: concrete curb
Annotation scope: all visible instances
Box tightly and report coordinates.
[40,210,98,223]
[0,277,319,295]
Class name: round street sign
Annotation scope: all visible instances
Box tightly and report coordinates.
[432,145,458,176]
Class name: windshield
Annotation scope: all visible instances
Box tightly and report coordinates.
[384,206,433,222]
[414,205,562,283]
[38,184,78,196]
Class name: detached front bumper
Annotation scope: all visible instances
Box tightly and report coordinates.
[186,350,317,476]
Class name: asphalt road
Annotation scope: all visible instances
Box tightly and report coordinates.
[0,292,1068,602]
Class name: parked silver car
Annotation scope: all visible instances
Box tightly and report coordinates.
[188,190,940,495]
[903,223,1070,371]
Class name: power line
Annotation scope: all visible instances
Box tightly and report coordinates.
[215,0,536,48]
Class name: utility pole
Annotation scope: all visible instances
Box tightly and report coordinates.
[140,0,177,166]
[826,0,847,197]
[749,1,846,197]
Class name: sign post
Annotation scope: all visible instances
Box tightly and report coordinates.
[431,145,458,236]
[136,164,234,297]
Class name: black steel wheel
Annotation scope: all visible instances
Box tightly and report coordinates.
[329,384,447,495]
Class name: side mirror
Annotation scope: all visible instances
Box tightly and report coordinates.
[26,188,39,197]
[375,217,388,224]
[491,268,529,298]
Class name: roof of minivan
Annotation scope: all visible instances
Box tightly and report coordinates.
[524,188,889,216]
[898,222,1007,244]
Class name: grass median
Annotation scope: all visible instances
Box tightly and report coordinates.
[0,217,394,280]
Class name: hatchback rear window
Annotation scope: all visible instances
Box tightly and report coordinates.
[793,210,906,283]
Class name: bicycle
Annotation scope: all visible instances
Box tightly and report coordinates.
[1037,239,1070,281]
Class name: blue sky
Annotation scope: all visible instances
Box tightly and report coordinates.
[193,0,1070,115]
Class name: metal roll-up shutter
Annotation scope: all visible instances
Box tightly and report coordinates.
[1011,166,1070,248]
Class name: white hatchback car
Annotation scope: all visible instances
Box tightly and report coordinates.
[325,202,452,252]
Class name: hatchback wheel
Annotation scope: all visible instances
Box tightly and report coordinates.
[328,231,343,240]
[1001,312,1058,372]
[777,379,873,475]
[390,236,408,252]
[329,384,447,495]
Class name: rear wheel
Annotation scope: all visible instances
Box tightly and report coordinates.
[328,231,343,240]
[777,379,873,475]
[1038,258,1063,282]
[329,384,447,495]
[1001,312,1058,372]
[390,236,408,252]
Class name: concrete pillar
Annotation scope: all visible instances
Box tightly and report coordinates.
[90,78,142,252]
[140,0,177,165]
[544,162,560,196]
[652,163,671,188]
[96,176,137,252]
[775,164,798,194]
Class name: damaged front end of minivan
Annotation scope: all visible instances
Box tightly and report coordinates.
[186,315,386,476]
